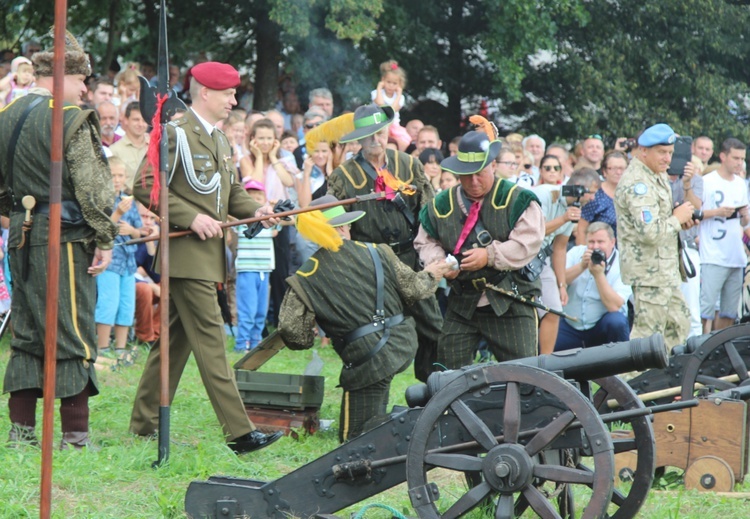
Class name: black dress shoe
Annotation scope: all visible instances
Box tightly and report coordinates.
[228,430,283,454]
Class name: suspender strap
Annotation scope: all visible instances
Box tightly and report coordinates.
[4,96,45,203]
[334,244,404,369]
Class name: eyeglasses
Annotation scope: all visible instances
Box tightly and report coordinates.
[542,165,562,172]
[498,161,519,168]
[305,122,321,129]
[586,134,603,141]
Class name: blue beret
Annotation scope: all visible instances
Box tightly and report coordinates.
[638,123,677,147]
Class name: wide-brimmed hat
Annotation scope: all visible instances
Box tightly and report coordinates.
[339,104,394,143]
[310,195,365,227]
[440,131,502,175]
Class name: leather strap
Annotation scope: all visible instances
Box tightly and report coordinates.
[5,95,45,204]
[333,244,404,369]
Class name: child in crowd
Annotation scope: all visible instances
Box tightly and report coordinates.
[371,60,411,150]
[247,118,296,204]
[0,57,35,107]
[439,170,458,192]
[234,180,277,352]
[280,131,299,153]
[95,157,143,360]
[223,111,252,178]
[419,148,444,192]
[133,202,160,345]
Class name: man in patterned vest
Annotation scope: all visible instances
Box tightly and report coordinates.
[327,104,443,382]
[278,195,451,442]
[415,130,545,368]
[0,32,118,448]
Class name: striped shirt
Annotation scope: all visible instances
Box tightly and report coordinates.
[235,225,275,272]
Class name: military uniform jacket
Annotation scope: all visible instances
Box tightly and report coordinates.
[420,179,541,320]
[278,241,439,391]
[615,157,682,287]
[0,91,117,249]
[327,149,434,269]
[133,109,262,282]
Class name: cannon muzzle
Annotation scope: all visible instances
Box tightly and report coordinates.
[406,334,667,407]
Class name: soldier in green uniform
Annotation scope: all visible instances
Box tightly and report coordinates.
[615,123,696,349]
[277,195,451,442]
[416,130,545,368]
[129,62,282,454]
[327,104,443,382]
[0,33,118,448]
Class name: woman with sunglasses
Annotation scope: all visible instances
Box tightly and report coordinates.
[577,150,628,244]
[538,155,564,185]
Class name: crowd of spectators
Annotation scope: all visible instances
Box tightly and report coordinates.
[2,42,748,369]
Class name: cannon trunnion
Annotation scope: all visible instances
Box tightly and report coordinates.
[185,335,677,519]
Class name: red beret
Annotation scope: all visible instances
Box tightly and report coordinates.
[190,62,240,90]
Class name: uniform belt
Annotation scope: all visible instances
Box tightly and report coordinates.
[334,313,405,370]
[450,270,507,296]
[13,200,85,225]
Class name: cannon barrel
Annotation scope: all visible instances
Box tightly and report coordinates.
[406,334,667,408]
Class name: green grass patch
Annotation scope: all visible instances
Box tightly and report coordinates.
[0,335,749,518]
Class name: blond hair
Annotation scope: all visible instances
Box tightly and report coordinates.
[379,60,406,88]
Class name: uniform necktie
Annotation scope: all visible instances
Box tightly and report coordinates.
[453,201,481,255]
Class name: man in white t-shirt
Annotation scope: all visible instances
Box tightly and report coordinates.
[699,138,750,333]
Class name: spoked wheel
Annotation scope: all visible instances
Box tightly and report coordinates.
[680,323,750,401]
[406,364,614,519]
[590,376,656,519]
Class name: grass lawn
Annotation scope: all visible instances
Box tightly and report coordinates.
[1,334,749,518]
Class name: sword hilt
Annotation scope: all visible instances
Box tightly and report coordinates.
[22,195,36,223]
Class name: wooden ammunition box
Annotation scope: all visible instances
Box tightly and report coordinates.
[233,331,325,434]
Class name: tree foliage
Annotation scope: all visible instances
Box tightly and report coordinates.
[3,0,750,144]
[509,0,750,144]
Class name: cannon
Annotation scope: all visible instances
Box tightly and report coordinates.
[615,323,750,491]
[185,334,689,519]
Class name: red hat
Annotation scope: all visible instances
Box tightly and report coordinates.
[190,62,240,90]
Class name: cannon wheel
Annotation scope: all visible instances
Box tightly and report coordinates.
[680,323,750,402]
[405,364,614,519]
[590,376,656,519]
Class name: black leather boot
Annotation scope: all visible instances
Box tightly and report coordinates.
[227,430,283,454]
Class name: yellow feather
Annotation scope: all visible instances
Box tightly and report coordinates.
[306,113,355,155]
[296,211,343,251]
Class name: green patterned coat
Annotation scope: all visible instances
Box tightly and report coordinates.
[0,90,117,398]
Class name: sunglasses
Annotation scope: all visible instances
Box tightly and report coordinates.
[586,134,603,141]
[498,161,519,168]
[523,164,532,169]
[305,122,321,129]
[542,165,562,172]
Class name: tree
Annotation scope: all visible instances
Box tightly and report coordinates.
[508,0,750,144]
[359,0,587,135]
[0,0,383,111]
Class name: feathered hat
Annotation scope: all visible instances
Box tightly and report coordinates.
[305,113,355,155]
[32,29,91,77]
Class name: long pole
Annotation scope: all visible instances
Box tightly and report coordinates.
[155,0,171,467]
[123,193,386,246]
[40,1,68,517]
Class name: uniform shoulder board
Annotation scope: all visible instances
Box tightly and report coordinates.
[168,117,187,128]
